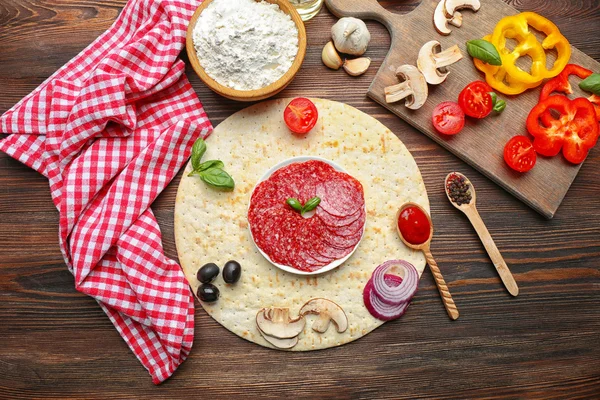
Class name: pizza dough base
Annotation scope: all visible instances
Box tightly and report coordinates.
[174,98,429,351]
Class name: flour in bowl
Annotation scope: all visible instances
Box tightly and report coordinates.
[193,0,299,91]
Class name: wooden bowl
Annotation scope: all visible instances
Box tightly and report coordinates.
[186,0,307,102]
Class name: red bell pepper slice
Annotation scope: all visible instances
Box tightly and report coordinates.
[540,64,600,121]
[526,96,599,164]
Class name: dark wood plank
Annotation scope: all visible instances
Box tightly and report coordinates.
[1,0,599,398]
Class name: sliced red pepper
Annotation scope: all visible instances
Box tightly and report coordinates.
[539,64,592,101]
[589,94,600,121]
[539,64,600,122]
[526,96,599,164]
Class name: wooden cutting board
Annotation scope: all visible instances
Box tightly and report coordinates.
[325,0,600,219]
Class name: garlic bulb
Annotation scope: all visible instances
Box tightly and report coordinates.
[331,17,371,56]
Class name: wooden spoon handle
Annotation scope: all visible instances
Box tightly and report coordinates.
[465,207,519,297]
[325,0,398,25]
[424,250,459,320]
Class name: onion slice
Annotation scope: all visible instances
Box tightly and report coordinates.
[363,278,410,321]
[371,260,419,305]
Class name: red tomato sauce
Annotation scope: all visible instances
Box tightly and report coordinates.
[398,206,431,245]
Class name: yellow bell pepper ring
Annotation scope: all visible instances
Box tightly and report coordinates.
[474,58,539,95]
[491,12,571,83]
[473,35,541,95]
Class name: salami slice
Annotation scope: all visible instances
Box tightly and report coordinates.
[316,176,364,217]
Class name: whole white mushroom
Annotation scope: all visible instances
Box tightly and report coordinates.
[331,17,371,56]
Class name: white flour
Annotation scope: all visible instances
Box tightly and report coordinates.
[193,0,299,91]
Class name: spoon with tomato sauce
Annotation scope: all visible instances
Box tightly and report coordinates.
[445,172,519,297]
[396,203,459,320]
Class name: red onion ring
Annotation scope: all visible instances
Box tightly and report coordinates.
[363,278,410,321]
[371,260,419,305]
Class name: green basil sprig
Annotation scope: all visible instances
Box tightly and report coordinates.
[489,92,507,113]
[579,73,600,95]
[466,39,502,66]
[286,196,321,215]
[188,138,235,190]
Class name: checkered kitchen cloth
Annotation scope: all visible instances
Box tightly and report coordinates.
[0,0,210,384]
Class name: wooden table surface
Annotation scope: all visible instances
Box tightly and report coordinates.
[1,1,599,398]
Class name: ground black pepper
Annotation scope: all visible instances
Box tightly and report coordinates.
[446,174,472,205]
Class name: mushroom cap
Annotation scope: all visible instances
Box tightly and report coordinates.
[299,298,348,333]
[256,307,306,339]
[445,0,480,16]
[417,40,449,85]
[395,65,428,110]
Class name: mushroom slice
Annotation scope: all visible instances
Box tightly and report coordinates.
[384,65,428,110]
[449,11,463,28]
[417,40,463,85]
[433,0,453,35]
[255,307,305,339]
[257,325,299,349]
[445,0,480,17]
[299,298,348,334]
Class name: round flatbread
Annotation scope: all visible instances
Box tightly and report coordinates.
[174,98,429,351]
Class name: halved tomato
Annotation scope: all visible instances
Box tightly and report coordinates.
[459,81,493,119]
[504,135,537,172]
[432,101,465,135]
[284,98,318,134]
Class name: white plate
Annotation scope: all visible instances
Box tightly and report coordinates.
[247,156,366,276]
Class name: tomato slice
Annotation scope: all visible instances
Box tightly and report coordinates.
[504,136,537,173]
[458,81,494,119]
[283,98,318,134]
[432,102,465,135]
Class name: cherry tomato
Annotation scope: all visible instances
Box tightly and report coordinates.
[504,135,537,172]
[283,98,318,134]
[398,206,431,246]
[432,102,465,135]
[458,81,493,119]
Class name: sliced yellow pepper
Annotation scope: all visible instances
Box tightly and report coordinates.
[473,12,571,95]
[474,35,542,95]
[491,12,571,83]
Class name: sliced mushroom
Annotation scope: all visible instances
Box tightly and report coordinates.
[257,325,299,349]
[299,298,348,333]
[449,12,463,28]
[256,307,305,339]
[445,0,480,17]
[417,41,463,85]
[384,65,428,110]
[433,0,454,35]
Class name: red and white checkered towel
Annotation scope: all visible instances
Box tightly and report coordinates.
[0,0,209,384]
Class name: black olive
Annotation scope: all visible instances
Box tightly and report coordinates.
[223,260,242,284]
[197,283,220,303]
[197,263,220,284]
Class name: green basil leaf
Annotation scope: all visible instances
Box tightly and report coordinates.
[579,73,600,95]
[191,138,207,171]
[301,197,321,214]
[466,39,502,66]
[286,198,302,212]
[199,160,224,172]
[493,99,507,113]
[199,168,235,190]
[489,92,506,113]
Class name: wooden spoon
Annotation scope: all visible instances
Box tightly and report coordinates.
[445,172,519,297]
[396,203,459,320]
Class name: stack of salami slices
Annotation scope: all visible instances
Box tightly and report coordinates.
[248,160,366,272]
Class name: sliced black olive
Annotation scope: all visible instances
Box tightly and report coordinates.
[197,283,220,303]
[197,263,220,284]
[223,260,242,284]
